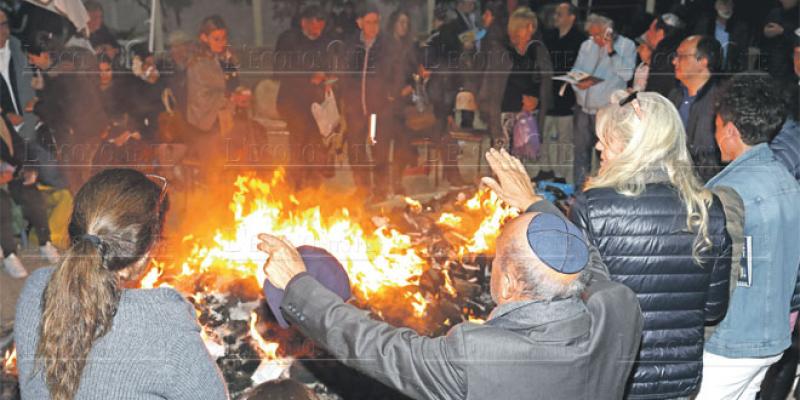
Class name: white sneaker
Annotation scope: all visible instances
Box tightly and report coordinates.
[3,254,29,279]
[40,242,60,264]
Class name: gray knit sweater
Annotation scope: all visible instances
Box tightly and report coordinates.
[14,268,229,399]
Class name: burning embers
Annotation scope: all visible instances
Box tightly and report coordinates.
[135,169,516,397]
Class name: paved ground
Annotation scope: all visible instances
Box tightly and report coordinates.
[1,250,48,337]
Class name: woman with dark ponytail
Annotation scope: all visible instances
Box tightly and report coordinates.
[14,168,228,400]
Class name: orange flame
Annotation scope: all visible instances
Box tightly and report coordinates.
[249,312,280,360]
[436,213,463,229]
[3,346,17,376]
[137,170,516,361]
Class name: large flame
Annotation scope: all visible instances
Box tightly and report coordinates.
[139,170,516,365]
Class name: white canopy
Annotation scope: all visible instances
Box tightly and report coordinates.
[23,0,90,35]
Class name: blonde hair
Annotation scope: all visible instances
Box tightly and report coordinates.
[508,7,537,35]
[585,90,714,263]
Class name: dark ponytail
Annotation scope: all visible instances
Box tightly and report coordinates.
[36,169,167,400]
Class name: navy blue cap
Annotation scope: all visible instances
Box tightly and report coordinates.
[526,213,590,274]
[264,246,352,328]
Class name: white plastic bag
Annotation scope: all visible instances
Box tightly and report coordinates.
[311,89,340,138]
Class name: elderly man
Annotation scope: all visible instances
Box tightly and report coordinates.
[570,14,636,187]
[258,149,642,400]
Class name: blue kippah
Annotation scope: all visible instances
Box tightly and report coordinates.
[526,213,590,274]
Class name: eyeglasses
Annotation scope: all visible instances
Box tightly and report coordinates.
[146,174,168,206]
[671,52,697,61]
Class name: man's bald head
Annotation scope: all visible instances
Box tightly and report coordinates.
[491,213,589,304]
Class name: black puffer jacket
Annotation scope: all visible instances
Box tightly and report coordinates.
[569,183,732,399]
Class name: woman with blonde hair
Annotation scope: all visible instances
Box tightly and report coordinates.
[569,90,732,399]
[14,169,228,400]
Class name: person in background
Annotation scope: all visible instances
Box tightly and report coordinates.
[570,90,732,399]
[0,10,67,191]
[257,145,643,399]
[433,0,480,128]
[758,32,800,400]
[186,15,240,135]
[478,7,552,152]
[693,0,751,74]
[421,5,468,189]
[381,8,420,197]
[439,0,480,63]
[0,10,60,278]
[639,13,687,97]
[0,117,59,279]
[761,0,798,80]
[85,1,120,60]
[669,35,723,183]
[162,31,193,118]
[543,2,586,182]
[338,3,391,201]
[14,169,228,399]
[26,31,109,192]
[695,74,800,400]
[93,54,157,169]
[331,1,358,40]
[275,5,333,191]
[570,13,636,188]
[186,15,249,185]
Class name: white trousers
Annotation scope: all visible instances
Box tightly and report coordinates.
[694,351,783,400]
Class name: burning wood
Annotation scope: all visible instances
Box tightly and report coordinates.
[1,169,515,399]
[1,346,17,400]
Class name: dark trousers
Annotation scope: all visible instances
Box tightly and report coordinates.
[372,112,415,195]
[0,180,51,256]
[286,113,326,191]
[573,108,597,188]
[346,113,373,191]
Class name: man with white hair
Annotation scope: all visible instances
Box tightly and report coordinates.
[570,14,636,187]
[257,149,643,400]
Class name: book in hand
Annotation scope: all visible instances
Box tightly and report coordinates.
[553,71,604,85]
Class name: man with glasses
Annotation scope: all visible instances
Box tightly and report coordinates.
[669,35,723,182]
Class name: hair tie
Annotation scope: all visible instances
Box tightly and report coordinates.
[80,234,103,248]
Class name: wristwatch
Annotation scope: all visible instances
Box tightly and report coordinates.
[608,49,617,57]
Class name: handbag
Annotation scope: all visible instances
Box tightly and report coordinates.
[511,111,541,160]
[404,76,437,132]
[311,89,341,138]
[157,89,189,144]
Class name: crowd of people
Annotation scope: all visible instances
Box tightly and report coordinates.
[2,0,800,399]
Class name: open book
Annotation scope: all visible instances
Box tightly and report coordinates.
[553,71,604,85]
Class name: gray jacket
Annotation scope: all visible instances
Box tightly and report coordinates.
[281,201,643,400]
